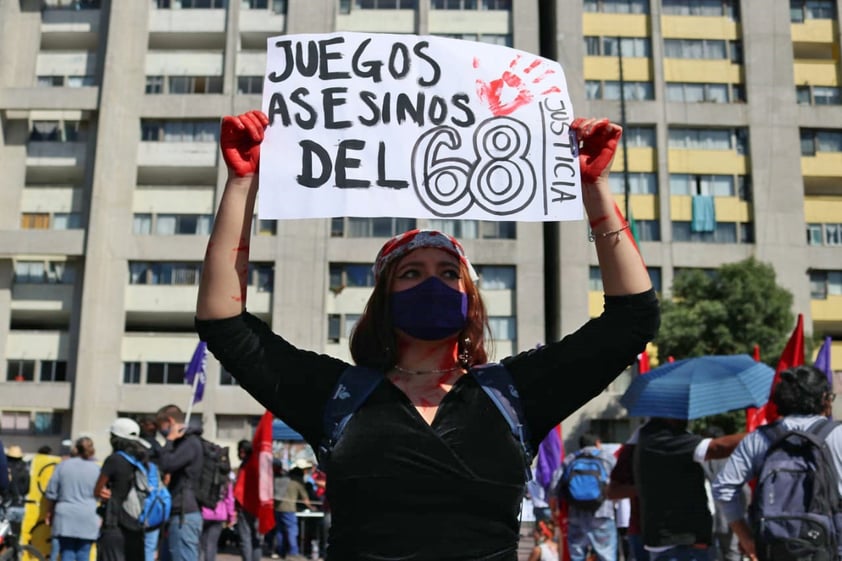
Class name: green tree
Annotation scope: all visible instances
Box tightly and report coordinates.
[655,257,794,363]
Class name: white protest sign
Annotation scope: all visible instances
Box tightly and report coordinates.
[259,32,581,222]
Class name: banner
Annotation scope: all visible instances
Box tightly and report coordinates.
[259,32,580,222]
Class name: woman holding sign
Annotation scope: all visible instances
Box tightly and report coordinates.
[196,110,658,561]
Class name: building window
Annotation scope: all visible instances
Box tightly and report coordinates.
[123,362,141,384]
[38,75,95,87]
[586,80,654,100]
[220,366,239,386]
[151,214,213,235]
[666,82,737,103]
[237,76,263,95]
[145,75,164,94]
[329,264,375,291]
[600,36,651,58]
[0,411,30,433]
[14,261,76,284]
[242,0,287,13]
[588,267,603,292]
[624,126,656,147]
[668,127,747,154]
[40,361,67,382]
[43,0,101,8]
[153,0,226,8]
[584,0,649,13]
[29,120,88,142]
[0,411,63,435]
[476,265,516,290]
[128,262,203,286]
[608,172,658,195]
[661,0,739,19]
[334,217,417,238]
[167,76,224,94]
[810,270,842,299]
[345,0,416,9]
[252,216,277,236]
[790,0,836,22]
[826,224,842,246]
[801,129,842,155]
[146,362,186,385]
[140,120,218,142]
[669,174,735,196]
[648,267,662,292]
[807,223,823,245]
[328,314,341,343]
[53,213,82,230]
[663,39,731,60]
[426,220,516,239]
[216,415,260,440]
[7,360,36,382]
[433,33,513,47]
[672,221,753,243]
[249,263,275,292]
[487,316,516,341]
[635,220,661,242]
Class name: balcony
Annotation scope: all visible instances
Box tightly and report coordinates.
[667,149,748,175]
[137,141,218,168]
[336,9,416,33]
[11,284,75,324]
[0,87,99,111]
[663,59,742,84]
[661,15,739,40]
[805,195,842,222]
[792,20,837,45]
[811,295,842,335]
[0,230,85,258]
[793,60,839,87]
[670,195,751,222]
[610,147,657,172]
[428,9,510,34]
[148,9,226,49]
[40,5,100,50]
[26,141,87,169]
[802,152,842,178]
[582,13,649,36]
[584,57,652,82]
[125,285,271,325]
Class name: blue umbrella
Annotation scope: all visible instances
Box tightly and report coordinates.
[620,354,776,420]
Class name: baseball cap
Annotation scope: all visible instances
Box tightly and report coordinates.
[109,418,151,449]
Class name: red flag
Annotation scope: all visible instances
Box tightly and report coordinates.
[747,314,804,431]
[637,350,650,374]
[234,410,276,534]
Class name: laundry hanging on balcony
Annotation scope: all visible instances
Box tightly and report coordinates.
[691,195,716,233]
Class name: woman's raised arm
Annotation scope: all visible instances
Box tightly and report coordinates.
[573,118,652,296]
[197,110,269,320]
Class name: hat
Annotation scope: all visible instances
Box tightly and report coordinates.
[292,458,314,470]
[372,229,479,283]
[5,445,23,459]
[110,418,151,449]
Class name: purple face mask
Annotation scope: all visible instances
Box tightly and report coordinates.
[390,277,468,341]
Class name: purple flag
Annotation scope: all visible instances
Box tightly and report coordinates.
[815,336,833,388]
[185,341,208,404]
[536,424,563,491]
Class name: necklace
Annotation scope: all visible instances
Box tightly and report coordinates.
[392,364,462,376]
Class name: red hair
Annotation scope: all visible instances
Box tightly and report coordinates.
[349,258,490,369]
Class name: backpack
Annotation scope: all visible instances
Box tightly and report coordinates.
[193,438,231,509]
[317,363,534,482]
[749,418,842,561]
[116,452,172,531]
[5,460,30,506]
[558,449,611,512]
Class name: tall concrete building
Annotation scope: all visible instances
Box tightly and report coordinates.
[0,0,839,454]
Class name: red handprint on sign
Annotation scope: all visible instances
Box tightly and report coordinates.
[474,55,561,117]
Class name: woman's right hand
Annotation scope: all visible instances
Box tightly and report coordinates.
[220,110,270,178]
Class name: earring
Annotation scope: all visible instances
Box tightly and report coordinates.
[459,337,472,367]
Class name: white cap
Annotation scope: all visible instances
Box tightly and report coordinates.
[292,458,314,470]
[109,418,151,449]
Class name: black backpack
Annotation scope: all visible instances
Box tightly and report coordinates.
[193,438,231,509]
[749,418,842,561]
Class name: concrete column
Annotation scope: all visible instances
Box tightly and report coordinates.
[72,0,150,452]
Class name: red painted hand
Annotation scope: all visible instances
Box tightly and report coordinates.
[571,117,622,184]
[220,110,270,177]
[475,55,561,117]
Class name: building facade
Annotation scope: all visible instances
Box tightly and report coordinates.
[0,0,839,454]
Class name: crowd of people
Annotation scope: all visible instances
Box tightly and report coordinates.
[1,404,330,561]
[528,364,840,561]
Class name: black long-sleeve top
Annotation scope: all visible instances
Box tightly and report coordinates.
[157,428,203,515]
[196,289,659,561]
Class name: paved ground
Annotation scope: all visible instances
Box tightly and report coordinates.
[214,522,537,561]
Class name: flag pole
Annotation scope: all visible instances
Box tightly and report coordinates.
[184,372,200,427]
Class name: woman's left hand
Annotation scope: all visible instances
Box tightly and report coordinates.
[571,118,622,185]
